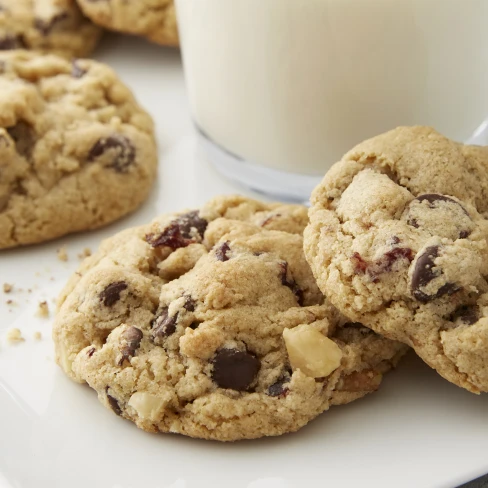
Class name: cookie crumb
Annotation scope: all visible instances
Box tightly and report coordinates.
[33,331,42,341]
[57,247,68,262]
[36,301,50,318]
[6,299,14,305]
[6,328,24,343]
[3,283,13,293]
[78,247,92,259]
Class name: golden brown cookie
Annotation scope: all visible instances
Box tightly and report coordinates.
[53,196,407,441]
[305,126,488,393]
[0,50,157,249]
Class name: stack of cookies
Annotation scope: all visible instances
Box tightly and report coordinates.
[51,127,488,441]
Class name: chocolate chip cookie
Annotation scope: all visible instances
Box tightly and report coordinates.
[53,196,406,441]
[304,126,488,393]
[0,0,102,58]
[76,0,178,47]
[0,50,157,249]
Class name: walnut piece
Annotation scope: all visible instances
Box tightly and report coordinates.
[283,324,343,377]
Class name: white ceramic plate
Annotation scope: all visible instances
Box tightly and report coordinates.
[0,35,487,488]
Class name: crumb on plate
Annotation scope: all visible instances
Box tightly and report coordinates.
[78,247,92,259]
[6,328,24,343]
[36,301,50,318]
[33,331,42,341]
[3,283,13,293]
[57,247,68,262]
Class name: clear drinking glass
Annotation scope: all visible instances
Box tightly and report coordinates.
[176,0,488,201]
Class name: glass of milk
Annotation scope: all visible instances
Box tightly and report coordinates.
[176,0,488,201]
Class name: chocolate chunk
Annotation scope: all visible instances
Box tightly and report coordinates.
[267,376,290,397]
[106,388,122,416]
[119,326,143,364]
[183,295,195,312]
[0,35,24,50]
[278,262,304,306]
[212,349,261,391]
[87,347,96,357]
[175,211,208,239]
[88,134,136,173]
[146,211,208,250]
[72,60,87,78]
[189,322,200,330]
[7,121,35,159]
[34,12,69,35]
[415,194,469,215]
[450,305,479,326]
[152,308,178,339]
[215,241,231,261]
[411,246,460,303]
[99,282,128,307]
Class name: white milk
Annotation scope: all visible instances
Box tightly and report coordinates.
[176,0,488,176]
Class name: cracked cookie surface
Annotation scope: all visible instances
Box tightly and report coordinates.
[53,195,406,441]
[76,0,178,47]
[304,126,488,393]
[0,0,102,58]
[0,50,157,249]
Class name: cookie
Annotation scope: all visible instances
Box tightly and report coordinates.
[53,196,406,441]
[0,50,157,249]
[304,126,488,393]
[76,0,178,47]
[0,0,102,58]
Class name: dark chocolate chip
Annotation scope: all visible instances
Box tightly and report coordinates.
[99,282,128,307]
[459,230,470,239]
[34,12,69,35]
[391,236,401,245]
[278,261,304,306]
[0,35,25,50]
[119,326,143,364]
[87,347,96,357]
[175,211,208,239]
[267,377,290,397]
[7,121,35,159]
[106,388,122,416]
[189,322,200,330]
[408,218,419,229]
[215,241,231,262]
[88,134,136,173]
[415,194,469,215]
[411,246,460,303]
[72,60,87,78]
[146,211,208,250]
[450,305,479,326]
[152,308,178,339]
[212,349,261,391]
[183,295,196,312]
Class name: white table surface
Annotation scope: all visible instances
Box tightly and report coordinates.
[0,34,487,488]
